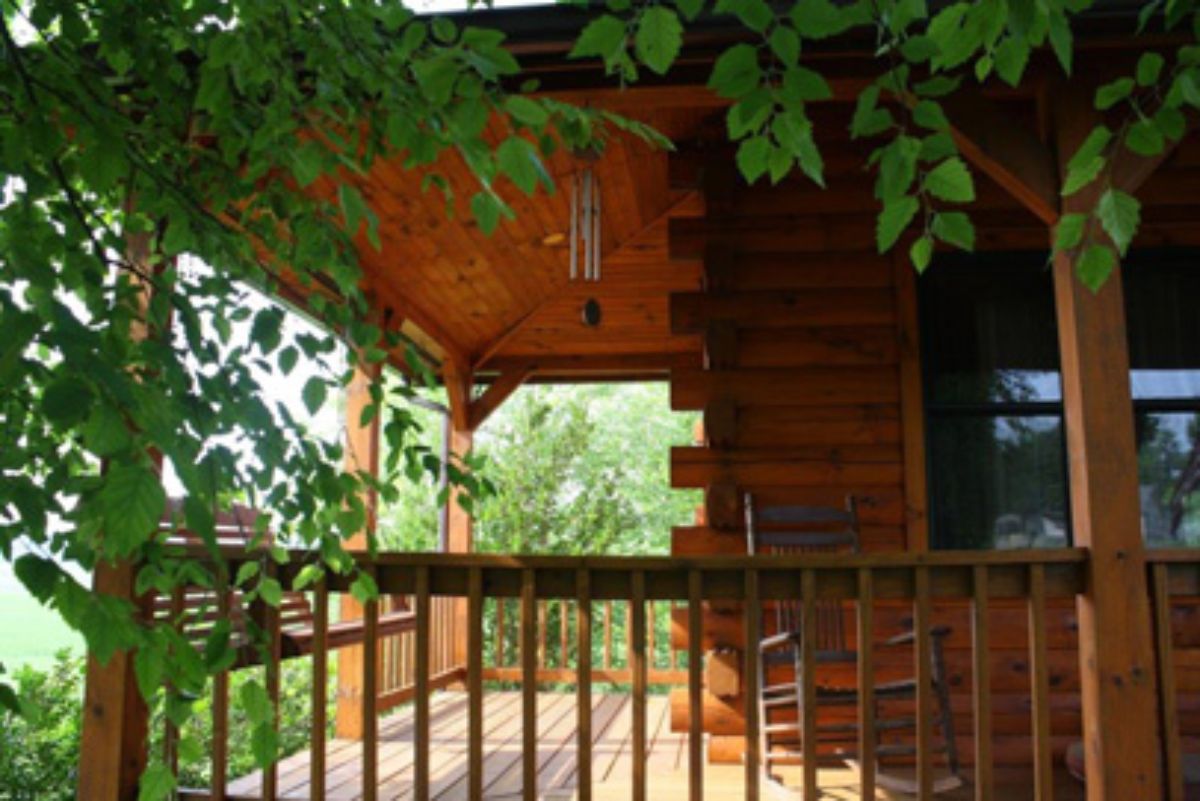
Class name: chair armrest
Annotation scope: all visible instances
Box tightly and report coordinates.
[883,625,952,647]
[759,631,799,650]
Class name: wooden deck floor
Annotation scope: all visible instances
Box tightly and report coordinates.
[224,690,1085,800]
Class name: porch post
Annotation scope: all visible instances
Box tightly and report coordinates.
[334,358,382,739]
[77,231,158,800]
[443,359,475,671]
[1051,94,1162,800]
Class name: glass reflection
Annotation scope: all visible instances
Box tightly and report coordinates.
[1137,412,1200,545]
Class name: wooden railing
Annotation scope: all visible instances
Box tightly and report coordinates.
[1148,550,1200,801]
[160,547,1114,801]
[376,594,461,712]
[482,596,687,685]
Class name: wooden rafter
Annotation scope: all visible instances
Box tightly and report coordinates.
[469,365,533,430]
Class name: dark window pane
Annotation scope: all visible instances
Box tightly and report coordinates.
[929,415,1068,550]
[1137,412,1200,546]
[921,257,1061,405]
[1125,257,1200,400]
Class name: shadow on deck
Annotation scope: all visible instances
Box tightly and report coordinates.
[222,690,1085,801]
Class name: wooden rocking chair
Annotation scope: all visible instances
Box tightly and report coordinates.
[155,502,416,668]
[746,493,962,796]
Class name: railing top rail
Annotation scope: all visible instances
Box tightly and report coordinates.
[168,545,1089,601]
[1145,548,1200,564]
[171,544,1089,570]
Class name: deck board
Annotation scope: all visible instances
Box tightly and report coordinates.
[216,690,1085,801]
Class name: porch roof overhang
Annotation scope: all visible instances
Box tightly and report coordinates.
[271,1,1176,388]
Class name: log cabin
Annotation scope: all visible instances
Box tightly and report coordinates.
[76,4,1200,801]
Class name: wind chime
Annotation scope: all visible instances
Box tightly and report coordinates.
[569,166,602,282]
[568,164,603,326]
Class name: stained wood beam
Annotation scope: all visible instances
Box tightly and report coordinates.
[1050,86,1162,801]
[443,358,473,433]
[469,365,532,430]
[334,358,382,741]
[941,93,1060,226]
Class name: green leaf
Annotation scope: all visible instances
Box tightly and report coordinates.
[496,137,544,195]
[289,143,325,188]
[350,572,379,604]
[877,135,920,201]
[1096,188,1140,256]
[1077,244,1116,290]
[715,0,773,32]
[993,37,1031,86]
[910,234,934,272]
[675,0,706,21]
[83,403,132,457]
[470,191,512,235]
[923,157,975,203]
[781,66,832,102]
[931,211,975,250]
[1124,118,1165,157]
[235,561,260,587]
[42,376,93,426]
[912,100,949,131]
[138,764,176,801]
[707,44,762,99]
[504,96,549,128]
[635,7,683,74]
[790,0,859,38]
[100,464,167,557]
[258,577,283,607]
[768,26,800,65]
[1062,126,1112,196]
[1137,52,1165,86]
[251,722,278,768]
[1095,77,1134,110]
[876,196,919,253]
[569,15,627,64]
[14,555,61,603]
[1046,10,1073,74]
[1053,213,1088,252]
[338,184,370,238]
[735,136,771,183]
[851,85,894,138]
[301,377,327,415]
[240,680,271,725]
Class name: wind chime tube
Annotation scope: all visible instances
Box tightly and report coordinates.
[582,170,593,281]
[592,175,601,282]
[569,173,578,281]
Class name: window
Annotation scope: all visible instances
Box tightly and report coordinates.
[920,256,1069,550]
[1125,255,1200,546]
[921,250,1200,550]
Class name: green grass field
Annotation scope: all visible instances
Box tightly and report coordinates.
[0,591,82,672]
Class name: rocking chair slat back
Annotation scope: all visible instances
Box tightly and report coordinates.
[745,493,859,657]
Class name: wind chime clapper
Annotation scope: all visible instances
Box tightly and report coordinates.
[569,165,602,282]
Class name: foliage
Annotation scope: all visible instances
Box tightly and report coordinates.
[0,651,333,798]
[0,652,84,801]
[1,0,1196,793]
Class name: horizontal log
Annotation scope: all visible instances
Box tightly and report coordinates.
[733,404,902,448]
[703,252,894,293]
[670,289,895,333]
[670,367,900,410]
[671,447,904,489]
[735,327,900,368]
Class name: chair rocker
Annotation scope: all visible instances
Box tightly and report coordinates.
[746,493,963,797]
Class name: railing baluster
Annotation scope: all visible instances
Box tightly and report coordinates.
[632,571,648,801]
[577,569,593,801]
[211,585,230,801]
[310,578,328,800]
[263,566,282,801]
[857,567,876,799]
[362,572,379,801]
[415,565,431,801]
[165,586,184,779]
[1154,562,1185,801]
[800,568,817,800]
[468,567,484,801]
[522,568,538,801]
[495,597,506,668]
[914,565,933,800]
[973,564,993,801]
[687,571,703,801]
[647,599,657,673]
[560,599,570,668]
[539,599,548,669]
[670,600,679,672]
[744,568,762,801]
[1028,564,1052,801]
[604,600,613,669]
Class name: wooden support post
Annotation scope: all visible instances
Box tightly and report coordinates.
[1051,90,1163,801]
[335,359,382,740]
[77,231,158,801]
